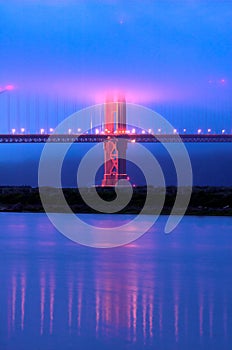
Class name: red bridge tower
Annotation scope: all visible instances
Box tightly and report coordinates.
[102,96,128,187]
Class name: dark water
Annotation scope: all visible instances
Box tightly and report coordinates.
[0,213,232,350]
[1,143,232,187]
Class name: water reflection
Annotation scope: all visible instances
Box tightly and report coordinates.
[11,274,17,333]
[20,272,26,331]
[40,270,46,335]
[3,253,232,345]
[1,214,232,350]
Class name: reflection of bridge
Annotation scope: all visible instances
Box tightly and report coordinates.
[0,133,232,143]
[2,219,229,344]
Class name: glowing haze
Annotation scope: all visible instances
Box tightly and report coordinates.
[1,0,231,107]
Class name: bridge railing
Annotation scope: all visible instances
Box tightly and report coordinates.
[0,133,232,143]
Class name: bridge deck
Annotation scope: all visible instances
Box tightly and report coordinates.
[0,134,232,143]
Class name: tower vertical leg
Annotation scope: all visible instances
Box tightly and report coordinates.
[117,139,128,181]
[102,139,119,186]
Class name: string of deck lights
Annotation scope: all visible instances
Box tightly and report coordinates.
[10,127,230,135]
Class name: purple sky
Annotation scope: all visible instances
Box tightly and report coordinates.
[1,0,231,105]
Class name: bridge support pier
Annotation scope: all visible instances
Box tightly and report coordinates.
[102,138,128,186]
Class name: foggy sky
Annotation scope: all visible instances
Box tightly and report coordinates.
[1,0,231,106]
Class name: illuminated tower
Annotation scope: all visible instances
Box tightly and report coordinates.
[102,96,128,187]
[117,94,127,133]
[104,95,115,134]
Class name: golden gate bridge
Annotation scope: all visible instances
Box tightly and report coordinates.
[0,95,232,187]
[0,95,231,142]
[1,87,231,136]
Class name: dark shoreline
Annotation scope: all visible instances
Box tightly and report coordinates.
[0,186,231,216]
